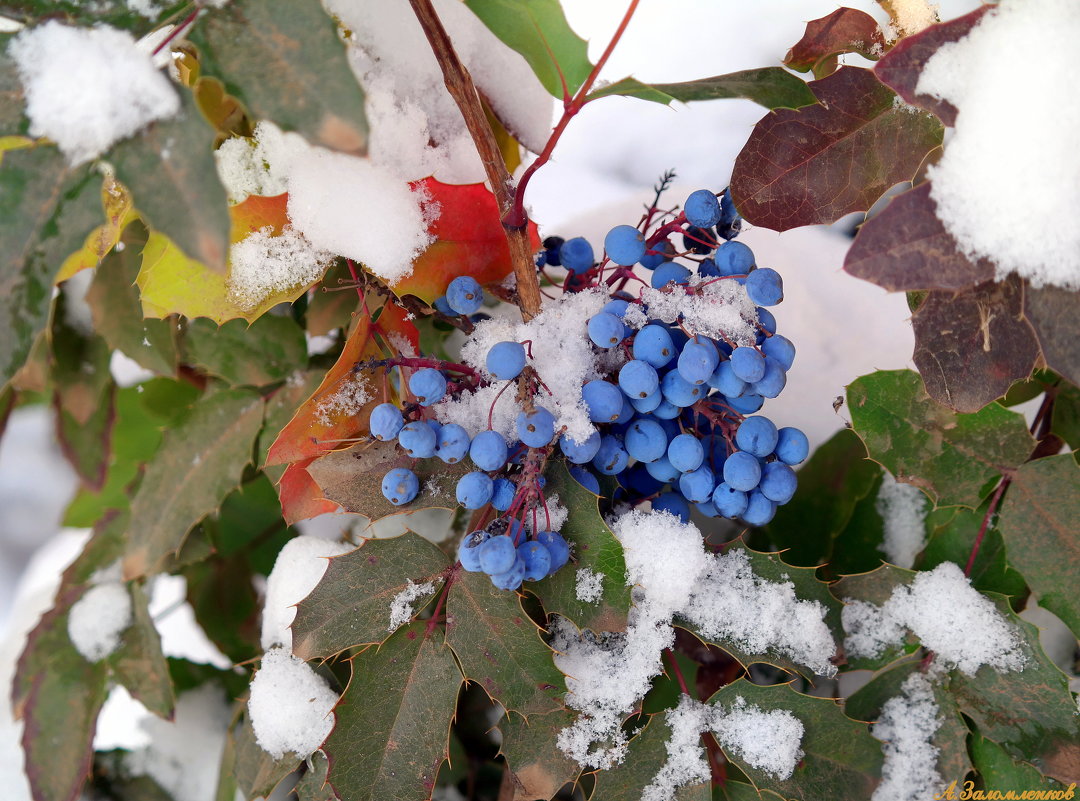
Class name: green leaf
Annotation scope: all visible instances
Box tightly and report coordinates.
[184,552,261,664]
[464,0,592,98]
[588,69,818,111]
[87,221,179,376]
[969,731,1066,793]
[445,570,564,717]
[111,89,230,274]
[167,657,248,700]
[766,428,881,567]
[0,145,101,387]
[830,564,918,671]
[232,711,302,800]
[324,624,462,801]
[707,680,884,801]
[499,706,580,801]
[208,474,293,573]
[122,388,264,578]
[917,505,1026,602]
[997,454,1080,639]
[593,712,710,801]
[292,533,450,660]
[109,581,175,720]
[529,462,632,632]
[714,781,768,801]
[0,32,27,135]
[1051,381,1080,450]
[184,315,307,387]
[191,0,367,153]
[847,370,1034,508]
[295,750,339,801]
[0,0,183,33]
[827,472,891,577]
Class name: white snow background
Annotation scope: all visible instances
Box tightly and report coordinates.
[7,0,1076,798]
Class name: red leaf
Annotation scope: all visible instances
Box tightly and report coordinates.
[730,67,943,231]
[874,6,991,127]
[784,8,886,78]
[392,178,541,304]
[279,458,339,524]
[844,182,994,291]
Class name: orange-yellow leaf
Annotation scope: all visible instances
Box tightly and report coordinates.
[55,177,136,283]
[279,458,338,525]
[230,192,289,243]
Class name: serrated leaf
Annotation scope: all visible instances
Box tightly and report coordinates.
[784,8,887,79]
[529,462,631,633]
[277,458,339,525]
[392,178,542,304]
[292,533,449,660]
[55,174,138,283]
[730,67,943,231]
[912,275,1040,414]
[847,370,1035,508]
[830,564,917,671]
[587,69,817,111]
[970,731,1067,794]
[997,455,1080,639]
[324,624,462,801]
[499,706,580,801]
[122,388,264,578]
[463,0,592,98]
[295,750,339,801]
[445,570,564,717]
[184,315,307,387]
[874,7,991,127]
[233,711,302,800]
[707,680,883,801]
[1051,382,1080,451]
[593,712,710,801]
[111,89,230,274]
[191,0,367,153]
[184,552,261,664]
[844,182,996,292]
[0,145,101,387]
[917,504,1026,602]
[1023,285,1080,389]
[87,221,179,376]
[110,581,175,720]
[827,472,894,577]
[766,428,881,567]
[305,260,358,337]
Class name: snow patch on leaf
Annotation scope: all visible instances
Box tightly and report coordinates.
[227,226,336,312]
[248,646,339,760]
[871,672,944,801]
[67,581,132,662]
[261,536,353,652]
[876,472,928,569]
[388,578,436,631]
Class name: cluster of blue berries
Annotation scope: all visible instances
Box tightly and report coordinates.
[457,521,571,591]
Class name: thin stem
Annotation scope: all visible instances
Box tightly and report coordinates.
[664,648,690,695]
[425,568,457,638]
[963,479,1008,577]
[152,6,198,56]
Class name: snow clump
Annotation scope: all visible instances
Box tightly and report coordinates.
[227,226,336,311]
[388,579,436,631]
[876,473,928,569]
[261,536,353,652]
[871,672,944,801]
[247,646,339,759]
[67,581,133,661]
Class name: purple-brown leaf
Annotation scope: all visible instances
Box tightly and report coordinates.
[1024,285,1080,388]
[730,67,942,231]
[874,6,991,127]
[845,182,995,291]
[784,8,886,79]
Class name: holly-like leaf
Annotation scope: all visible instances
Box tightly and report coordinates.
[111,89,230,274]
[258,369,325,475]
[592,712,710,801]
[55,174,138,283]
[912,275,1040,413]
[184,315,307,387]
[844,182,995,292]
[1023,285,1080,389]
[997,455,1080,639]
[784,8,887,79]
[445,570,564,717]
[917,504,1026,602]
[109,581,175,720]
[874,7,991,127]
[191,0,367,154]
[970,731,1068,794]
[292,533,450,661]
[122,388,264,578]
[528,462,631,633]
[232,711,302,800]
[0,145,101,387]
[847,370,1034,508]
[306,259,359,337]
[830,564,917,671]
[1051,382,1080,451]
[707,679,884,801]
[184,552,261,664]
[324,624,462,801]
[730,67,943,231]
[295,751,339,801]
[392,179,542,304]
[586,69,817,111]
[463,0,592,98]
[277,459,339,525]
[766,428,881,567]
[499,706,580,801]
[87,221,179,376]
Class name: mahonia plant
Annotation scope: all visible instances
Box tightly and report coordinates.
[0,1,1077,801]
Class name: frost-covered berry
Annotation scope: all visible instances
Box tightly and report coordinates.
[723,451,761,492]
[582,380,623,422]
[652,492,690,523]
[775,427,809,466]
[735,416,778,458]
[478,534,516,574]
[742,490,777,526]
[651,261,691,289]
[458,530,490,572]
[536,531,570,572]
[746,267,783,307]
[712,483,749,518]
[446,276,483,315]
[588,312,625,348]
[434,423,470,464]
[761,334,795,370]
[560,237,594,274]
[569,466,600,494]
[633,325,675,368]
[729,346,765,383]
[518,541,551,581]
[490,557,526,590]
[760,462,797,504]
[381,467,419,506]
[398,421,437,458]
[667,433,704,473]
[559,429,602,464]
[491,478,516,511]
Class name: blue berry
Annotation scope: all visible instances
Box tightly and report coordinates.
[775,427,809,466]
[516,406,555,447]
[618,360,660,400]
[677,337,719,385]
[667,433,704,473]
[651,261,692,289]
[518,541,551,581]
[698,257,721,278]
[491,478,516,511]
[645,454,681,483]
[458,530,490,572]
[537,530,570,572]
[399,421,437,458]
[615,395,635,425]
[543,236,564,266]
[723,451,761,492]
[582,380,624,423]
[742,490,777,526]
[761,334,795,370]
[625,418,668,463]
[409,368,447,406]
[730,346,765,383]
[708,361,747,398]
[752,356,787,399]
[714,241,755,276]
[712,483,749,518]
[760,462,797,504]
[435,423,470,464]
[746,268,783,306]
[470,430,508,471]
[569,466,600,495]
[381,467,419,505]
[370,403,404,441]
[679,465,715,503]
[560,237,594,274]
[756,307,777,336]
[727,393,764,415]
[457,471,494,509]
[487,341,527,379]
[685,189,722,228]
[652,492,690,523]
[640,241,674,270]
[651,398,682,420]
[560,429,602,464]
[446,276,483,315]
[695,499,720,518]
[661,370,704,408]
[633,325,676,368]
[735,416,778,458]
[604,225,646,266]
[682,225,716,255]
[433,295,454,315]
[592,435,629,476]
[588,312,625,348]
[630,391,663,414]
[491,557,526,590]
[718,190,742,240]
